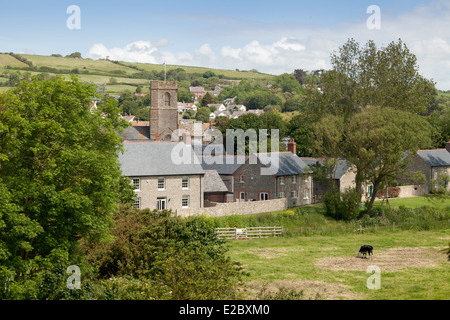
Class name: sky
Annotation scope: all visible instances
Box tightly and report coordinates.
[1,0,449,90]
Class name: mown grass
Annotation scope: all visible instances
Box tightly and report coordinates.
[217,196,450,299]
[225,229,450,300]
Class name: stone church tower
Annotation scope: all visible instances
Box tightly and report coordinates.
[149,80,178,141]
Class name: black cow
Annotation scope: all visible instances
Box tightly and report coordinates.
[358,245,373,259]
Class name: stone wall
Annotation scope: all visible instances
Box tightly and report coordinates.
[176,198,287,218]
[397,185,426,198]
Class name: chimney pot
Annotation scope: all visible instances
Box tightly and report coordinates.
[287,138,296,154]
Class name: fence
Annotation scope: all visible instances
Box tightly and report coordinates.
[216,226,283,240]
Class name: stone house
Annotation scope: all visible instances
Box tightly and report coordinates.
[400,142,450,193]
[118,141,205,211]
[299,158,357,202]
[233,152,313,207]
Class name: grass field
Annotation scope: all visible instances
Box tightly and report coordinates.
[0,53,29,68]
[227,229,449,300]
[122,61,275,81]
[221,196,450,300]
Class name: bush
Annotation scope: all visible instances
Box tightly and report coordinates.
[323,187,361,221]
[80,206,244,299]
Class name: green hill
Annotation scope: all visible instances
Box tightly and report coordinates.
[0,53,275,95]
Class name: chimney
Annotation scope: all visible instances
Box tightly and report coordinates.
[287,138,297,154]
[182,131,192,145]
[446,140,450,153]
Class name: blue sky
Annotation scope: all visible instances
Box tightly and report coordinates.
[1,0,449,89]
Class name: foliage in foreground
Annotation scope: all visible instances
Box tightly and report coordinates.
[79,206,244,300]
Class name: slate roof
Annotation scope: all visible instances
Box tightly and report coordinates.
[416,149,450,167]
[203,170,228,193]
[120,126,150,141]
[200,155,247,175]
[300,158,352,180]
[118,142,205,176]
[193,144,225,157]
[255,152,311,176]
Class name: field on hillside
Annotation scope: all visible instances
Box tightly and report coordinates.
[0,53,275,95]
[220,197,450,300]
[122,61,274,81]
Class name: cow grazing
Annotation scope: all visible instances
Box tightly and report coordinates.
[358,245,373,259]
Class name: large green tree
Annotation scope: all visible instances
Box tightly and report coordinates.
[311,38,435,119]
[0,76,131,293]
[307,38,436,215]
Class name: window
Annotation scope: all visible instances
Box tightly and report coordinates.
[279,176,285,185]
[239,192,246,202]
[303,189,309,200]
[292,175,297,184]
[158,177,165,190]
[291,190,298,198]
[279,192,286,198]
[239,174,245,183]
[133,197,141,209]
[182,196,189,208]
[132,178,140,191]
[164,92,171,106]
[157,197,167,210]
[304,176,309,183]
[182,177,189,189]
[259,192,269,201]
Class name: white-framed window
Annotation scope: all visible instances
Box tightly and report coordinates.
[133,197,141,209]
[291,190,298,198]
[239,174,245,183]
[292,175,297,184]
[303,189,309,200]
[158,177,165,190]
[182,176,189,189]
[182,195,189,208]
[239,192,246,202]
[259,192,269,201]
[279,192,286,198]
[279,176,285,185]
[132,178,140,191]
[157,197,167,210]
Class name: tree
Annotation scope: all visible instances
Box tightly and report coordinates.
[294,69,308,85]
[65,52,82,59]
[305,38,436,215]
[273,73,303,94]
[0,76,131,293]
[345,106,431,214]
[315,38,435,119]
[202,71,216,79]
[196,107,211,123]
[200,92,217,107]
[178,87,194,103]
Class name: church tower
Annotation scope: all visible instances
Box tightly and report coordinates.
[149,80,178,141]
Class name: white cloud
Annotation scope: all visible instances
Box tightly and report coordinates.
[86,1,450,90]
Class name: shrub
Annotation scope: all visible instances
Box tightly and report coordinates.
[81,206,244,299]
[323,187,361,221]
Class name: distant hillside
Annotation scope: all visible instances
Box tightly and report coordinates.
[0,53,275,95]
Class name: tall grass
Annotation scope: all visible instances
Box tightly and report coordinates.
[209,201,450,237]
